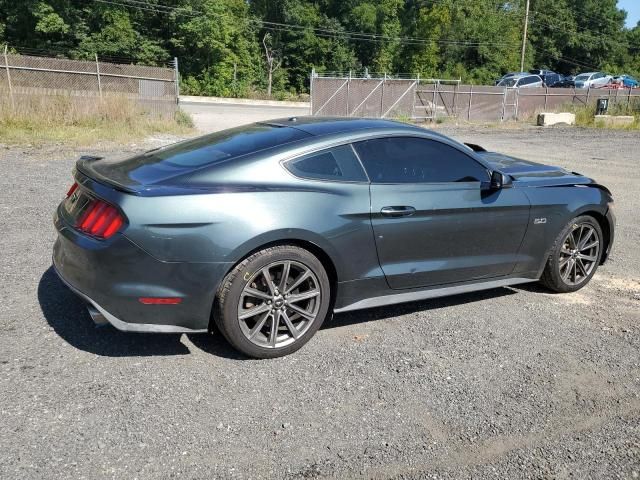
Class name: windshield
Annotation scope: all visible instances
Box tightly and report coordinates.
[575,74,591,81]
[498,78,518,87]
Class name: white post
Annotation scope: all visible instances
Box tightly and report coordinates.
[95,53,103,99]
[4,45,14,110]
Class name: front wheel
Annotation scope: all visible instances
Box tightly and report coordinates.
[214,245,331,358]
[539,215,603,293]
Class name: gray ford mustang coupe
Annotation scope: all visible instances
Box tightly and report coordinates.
[53,117,615,358]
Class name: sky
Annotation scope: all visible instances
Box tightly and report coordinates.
[619,0,640,28]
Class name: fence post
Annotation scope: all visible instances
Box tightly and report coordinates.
[309,68,315,115]
[411,73,419,120]
[95,53,103,100]
[346,70,351,116]
[501,86,507,121]
[544,86,548,111]
[3,45,15,110]
[586,86,591,105]
[432,82,438,122]
[628,85,632,109]
[452,80,458,118]
[173,57,180,104]
[468,84,473,121]
[379,73,386,118]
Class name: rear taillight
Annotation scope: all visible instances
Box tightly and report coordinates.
[76,198,124,239]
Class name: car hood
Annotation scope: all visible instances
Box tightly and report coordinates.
[477,151,596,187]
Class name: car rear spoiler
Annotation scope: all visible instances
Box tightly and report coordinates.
[465,143,487,152]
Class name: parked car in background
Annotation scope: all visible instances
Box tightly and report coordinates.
[495,72,526,86]
[551,75,576,88]
[497,74,544,88]
[612,75,639,88]
[573,72,612,89]
[541,73,564,87]
[529,69,560,85]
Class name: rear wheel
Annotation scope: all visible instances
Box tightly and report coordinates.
[540,215,603,293]
[215,245,331,358]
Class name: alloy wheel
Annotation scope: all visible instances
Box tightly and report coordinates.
[559,223,600,286]
[237,261,322,349]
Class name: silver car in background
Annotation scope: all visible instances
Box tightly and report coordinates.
[574,72,612,89]
[497,74,543,88]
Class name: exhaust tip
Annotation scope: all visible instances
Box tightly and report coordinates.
[86,304,109,326]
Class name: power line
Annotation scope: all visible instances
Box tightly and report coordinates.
[91,0,521,48]
[535,46,602,72]
[6,44,172,65]
[260,21,519,47]
[93,0,196,16]
[529,11,631,49]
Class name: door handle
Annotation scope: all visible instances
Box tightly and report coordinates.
[380,206,416,218]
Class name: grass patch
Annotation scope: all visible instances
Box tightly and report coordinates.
[565,99,640,130]
[0,94,195,146]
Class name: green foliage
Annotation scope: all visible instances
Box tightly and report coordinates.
[175,108,194,128]
[0,0,638,97]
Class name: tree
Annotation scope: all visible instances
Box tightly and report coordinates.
[0,0,636,95]
[262,33,281,97]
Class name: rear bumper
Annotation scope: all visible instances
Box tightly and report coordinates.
[54,264,208,333]
[53,206,231,333]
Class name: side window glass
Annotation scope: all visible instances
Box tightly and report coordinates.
[286,145,367,182]
[353,137,488,184]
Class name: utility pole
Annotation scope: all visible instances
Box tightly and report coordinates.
[520,0,531,72]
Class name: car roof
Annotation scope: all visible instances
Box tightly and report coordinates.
[512,73,540,78]
[261,116,435,138]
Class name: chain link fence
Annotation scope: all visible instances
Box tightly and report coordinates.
[311,73,418,118]
[0,48,179,118]
[311,72,640,122]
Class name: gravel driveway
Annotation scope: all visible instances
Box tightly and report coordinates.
[1,126,639,479]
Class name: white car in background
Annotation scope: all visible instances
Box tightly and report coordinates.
[573,72,612,89]
[496,74,544,88]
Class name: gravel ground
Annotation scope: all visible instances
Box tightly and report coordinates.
[1,125,639,479]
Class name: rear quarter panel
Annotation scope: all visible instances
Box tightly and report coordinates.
[121,180,380,286]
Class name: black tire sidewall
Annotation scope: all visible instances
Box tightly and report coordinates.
[546,215,603,293]
[218,246,331,359]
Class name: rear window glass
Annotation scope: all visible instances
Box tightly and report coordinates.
[138,124,309,168]
[286,145,368,182]
[90,124,311,185]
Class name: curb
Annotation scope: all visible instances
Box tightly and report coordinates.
[179,95,310,109]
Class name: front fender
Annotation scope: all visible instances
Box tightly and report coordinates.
[514,185,611,275]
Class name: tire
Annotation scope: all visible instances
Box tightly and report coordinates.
[214,245,331,359]
[539,215,603,293]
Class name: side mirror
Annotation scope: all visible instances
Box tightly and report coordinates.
[490,170,513,190]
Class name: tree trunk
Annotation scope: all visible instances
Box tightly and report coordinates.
[267,70,272,98]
